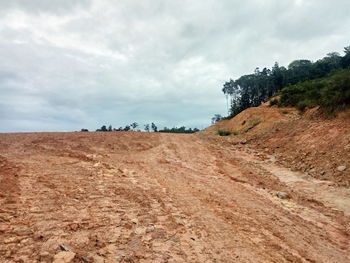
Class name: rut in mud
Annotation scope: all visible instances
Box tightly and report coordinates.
[0,132,349,263]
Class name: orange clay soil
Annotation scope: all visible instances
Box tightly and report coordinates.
[207,103,350,187]
[0,131,349,263]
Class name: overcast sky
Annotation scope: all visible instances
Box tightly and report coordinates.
[0,0,350,132]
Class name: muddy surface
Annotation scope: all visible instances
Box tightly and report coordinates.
[0,132,349,263]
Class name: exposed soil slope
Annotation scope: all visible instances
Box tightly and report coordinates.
[0,132,349,263]
[208,104,350,186]
[206,102,300,136]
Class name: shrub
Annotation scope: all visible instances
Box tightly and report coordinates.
[217,130,233,136]
[269,98,279,106]
[279,68,350,113]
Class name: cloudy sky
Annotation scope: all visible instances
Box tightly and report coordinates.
[0,0,350,132]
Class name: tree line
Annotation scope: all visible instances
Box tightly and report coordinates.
[81,123,200,133]
[221,46,350,118]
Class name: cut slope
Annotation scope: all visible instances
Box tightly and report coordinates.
[207,102,299,137]
[208,102,350,186]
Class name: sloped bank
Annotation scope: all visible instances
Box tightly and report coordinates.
[208,104,350,186]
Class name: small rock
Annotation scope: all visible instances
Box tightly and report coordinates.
[4,237,18,244]
[309,168,316,173]
[277,192,287,199]
[124,255,135,262]
[145,225,155,233]
[337,166,346,172]
[169,236,180,242]
[59,244,71,251]
[53,251,76,263]
[269,156,276,162]
[93,255,105,263]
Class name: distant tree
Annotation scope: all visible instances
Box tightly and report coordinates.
[97,125,108,132]
[211,114,223,125]
[131,122,138,130]
[144,124,150,132]
[81,128,89,132]
[341,46,350,68]
[158,126,200,133]
[108,125,113,131]
[151,123,158,132]
[123,125,131,131]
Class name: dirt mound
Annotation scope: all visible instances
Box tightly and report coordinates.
[207,102,299,137]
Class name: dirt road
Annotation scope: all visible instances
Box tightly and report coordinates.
[0,132,349,263]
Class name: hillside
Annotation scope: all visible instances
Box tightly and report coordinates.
[208,103,350,186]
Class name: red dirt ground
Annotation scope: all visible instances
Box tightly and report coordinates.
[0,132,349,262]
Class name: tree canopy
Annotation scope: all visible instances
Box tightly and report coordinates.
[222,46,350,118]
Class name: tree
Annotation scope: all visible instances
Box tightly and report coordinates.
[144,124,150,132]
[221,47,350,119]
[81,128,89,132]
[151,123,158,132]
[97,125,107,132]
[108,125,113,131]
[123,125,131,131]
[211,114,223,125]
[131,122,138,130]
[341,46,350,68]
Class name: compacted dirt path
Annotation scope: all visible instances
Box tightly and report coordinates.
[0,132,349,263]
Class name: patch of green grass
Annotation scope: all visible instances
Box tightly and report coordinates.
[252,121,260,127]
[217,130,233,136]
[269,98,279,106]
[280,110,289,114]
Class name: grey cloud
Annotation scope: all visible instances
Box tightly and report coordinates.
[0,0,91,14]
[0,0,349,132]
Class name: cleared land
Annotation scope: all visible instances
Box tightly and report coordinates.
[0,132,349,263]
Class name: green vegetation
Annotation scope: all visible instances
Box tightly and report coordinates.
[159,127,200,133]
[87,123,200,133]
[242,121,260,133]
[221,46,350,118]
[277,68,350,113]
[217,130,233,136]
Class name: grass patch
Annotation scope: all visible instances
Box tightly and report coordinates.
[242,121,261,133]
[269,98,280,106]
[217,130,235,136]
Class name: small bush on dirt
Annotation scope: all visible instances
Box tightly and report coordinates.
[217,130,233,136]
[296,100,316,111]
[269,98,280,106]
[280,110,289,114]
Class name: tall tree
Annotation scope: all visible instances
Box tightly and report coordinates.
[151,123,158,132]
[144,124,150,132]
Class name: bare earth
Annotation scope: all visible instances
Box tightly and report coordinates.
[0,132,349,263]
